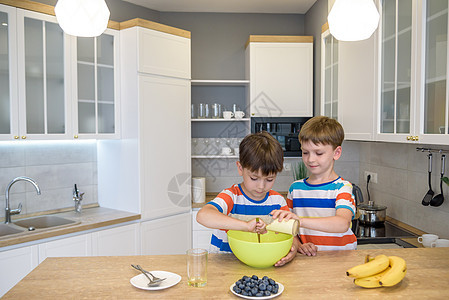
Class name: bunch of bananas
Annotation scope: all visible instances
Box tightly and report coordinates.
[346,254,407,288]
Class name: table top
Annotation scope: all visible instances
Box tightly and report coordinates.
[4,248,449,299]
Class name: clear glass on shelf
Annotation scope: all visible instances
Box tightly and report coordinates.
[322,30,338,120]
[424,0,448,134]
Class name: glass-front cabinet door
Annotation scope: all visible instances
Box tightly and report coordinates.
[73,29,119,139]
[0,4,18,140]
[321,28,338,120]
[417,0,449,144]
[16,9,70,140]
[377,0,415,142]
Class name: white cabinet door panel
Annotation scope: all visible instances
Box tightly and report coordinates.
[0,246,38,297]
[92,223,140,256]
[38,234,92,263]
[138,28,191,79]
[139,74,191,220]
[141,212,191,255]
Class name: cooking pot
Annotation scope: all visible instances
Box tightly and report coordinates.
[353,184,387,225]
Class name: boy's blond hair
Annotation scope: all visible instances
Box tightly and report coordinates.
[239,131,284,176]
[299,116,344,149]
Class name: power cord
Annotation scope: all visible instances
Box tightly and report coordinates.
[366,174,371,203]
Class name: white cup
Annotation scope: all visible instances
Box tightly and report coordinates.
[234,111,245,119]
[221,147,232,155]
[223,111,234,119]
[417,234,439,247]
[431,238,449,248]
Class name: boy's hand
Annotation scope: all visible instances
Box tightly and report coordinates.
[297,242,318,256]
[274,236,300,267]
[270,209,300,222]
[246,218,267,234]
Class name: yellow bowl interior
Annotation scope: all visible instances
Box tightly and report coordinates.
[227,230,293,268]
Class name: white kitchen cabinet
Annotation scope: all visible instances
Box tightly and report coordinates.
[92,223,140,256]
[246,36,313,118]
[97,20,192,253]
[0,6,71,141]
[141,212,191,255]
[71,29,120,139]
[38,233,92,264]
[0,245,38,297]
[191,209,213,250]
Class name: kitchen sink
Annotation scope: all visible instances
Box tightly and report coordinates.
[14,215,78,229]
[0,224,25,237]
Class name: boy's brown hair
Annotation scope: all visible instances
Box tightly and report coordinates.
[239,131,284,176]
[299,116,344,149]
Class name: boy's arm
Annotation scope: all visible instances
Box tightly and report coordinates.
[271,208,353,233]
[196,204,258,232]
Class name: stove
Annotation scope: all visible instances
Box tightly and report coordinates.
[352,219,418,248]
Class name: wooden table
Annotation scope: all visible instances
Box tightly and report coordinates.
[4,248,449,299]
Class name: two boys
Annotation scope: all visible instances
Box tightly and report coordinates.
[197,116,357,266]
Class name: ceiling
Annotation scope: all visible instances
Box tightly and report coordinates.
[123,0,318,14]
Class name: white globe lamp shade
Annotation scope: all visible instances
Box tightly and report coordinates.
[55,0,110,37]
[328,0,380,41]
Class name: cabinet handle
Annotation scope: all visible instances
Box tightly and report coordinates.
[74,135,78,139]
[14,136,19,139]
[21,136,26,139]
[406,136,412,141]
[413,136,419,141]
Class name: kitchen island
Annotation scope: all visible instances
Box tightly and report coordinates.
[4,248,449,299]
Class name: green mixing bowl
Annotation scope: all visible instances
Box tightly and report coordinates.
[227,230,293,268]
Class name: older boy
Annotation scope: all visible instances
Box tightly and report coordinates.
[196,131,300,266]
[271,116,357,257]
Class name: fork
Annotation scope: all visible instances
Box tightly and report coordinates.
[131,264,166,285]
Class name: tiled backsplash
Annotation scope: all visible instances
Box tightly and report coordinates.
[358,141,449,238]
[0,141,98,219]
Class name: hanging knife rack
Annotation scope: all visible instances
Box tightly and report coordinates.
[416,147,449,154]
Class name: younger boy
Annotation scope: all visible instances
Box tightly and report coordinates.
[196,131,300,266]
[271,116,357,256]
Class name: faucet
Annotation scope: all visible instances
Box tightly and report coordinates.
[73,184,85,213]
[5,176,41,224]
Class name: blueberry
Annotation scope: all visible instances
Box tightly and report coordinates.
[244,286,251,292]
[235,287,242,294]
[273,287,278,294]
[242,276,249,281]
[262,280,269,286]
[248,291,252,297]
[255,292,264,297]
[242,291,249,296]
[265,291,271,296]
[252,275,258,280]
[259,283,266,291]
[267,285,273,292]
[262,276,269,281]
[274,283,279,289]
[239,283,245,289]
[249,282,255,288]
[269,279,275,285]
[233,285,238,292]
[236,280,242,286]
[251,287,258,295]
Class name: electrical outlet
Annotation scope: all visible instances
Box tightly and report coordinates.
[283,163,291,171]
[364,171,378,184]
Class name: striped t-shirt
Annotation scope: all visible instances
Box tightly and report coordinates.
[287,177,357,251]
[206,184,289,253]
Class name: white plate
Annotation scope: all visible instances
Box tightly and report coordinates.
[130,271,181,291]
[230,282,284,299]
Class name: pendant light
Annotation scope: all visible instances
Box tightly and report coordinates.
[55,0,110,37]
[328,0,380,41]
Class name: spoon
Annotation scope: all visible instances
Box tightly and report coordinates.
[431,154,445,207]
[256,217,261,243]
[422,153,434,206]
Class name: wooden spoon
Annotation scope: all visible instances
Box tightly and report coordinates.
[256,217,261,243]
